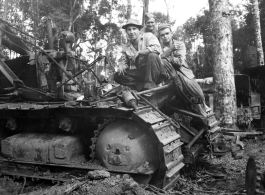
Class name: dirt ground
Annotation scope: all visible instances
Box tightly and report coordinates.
[1,137,265,195]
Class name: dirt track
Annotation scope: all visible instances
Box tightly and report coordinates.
[1,137,264,195]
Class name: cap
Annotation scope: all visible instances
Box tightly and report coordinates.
[158,24,171,32]
[122,18,143,29]
[145,13,155,23]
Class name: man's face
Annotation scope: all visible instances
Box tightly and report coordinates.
[146,20,155,31]
[159,28,172,44]
[126,25,140,41]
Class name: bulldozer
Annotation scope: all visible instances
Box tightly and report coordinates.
[0,19,223,190]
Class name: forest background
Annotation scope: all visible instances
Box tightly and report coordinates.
[1,0,261,81]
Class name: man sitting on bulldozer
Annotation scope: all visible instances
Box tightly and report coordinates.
[114,18,167,92]
[158,24,208,117]
[114,19,207,118]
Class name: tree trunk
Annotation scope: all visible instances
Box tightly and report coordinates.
[3,0,8,20]
[251,0,264,66]
[163,0,170,22]
[46,18,54,49]
[142,0,149,25]
[69,0,77,31]
[105,0,113,62]
[208,0,237,128]
[126,0,132,19]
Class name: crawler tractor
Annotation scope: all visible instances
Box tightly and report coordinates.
[0,19,223,189]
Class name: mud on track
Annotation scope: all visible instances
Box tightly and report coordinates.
[1,138,265,195]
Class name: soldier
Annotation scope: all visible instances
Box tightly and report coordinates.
[114,18,166,91]
[141,13,159,38]
[158,24,208,117]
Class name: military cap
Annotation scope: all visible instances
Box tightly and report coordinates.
[145,13,155,23]
[158,24,171,32]
[122,18,143,29]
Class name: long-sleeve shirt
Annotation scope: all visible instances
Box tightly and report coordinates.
[160,39,195,79]
[119,32,162,69]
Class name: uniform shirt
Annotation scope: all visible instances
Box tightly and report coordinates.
[160,39,195,79]
[119,32,162,69]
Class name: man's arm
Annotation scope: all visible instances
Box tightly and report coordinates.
[161,48,172,58]
[137,48,151,55]
[162,41,186,68]
[143,33,162,55]
[134,33,161,60]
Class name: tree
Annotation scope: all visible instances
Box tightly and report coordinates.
[163,0,170,22]
[14,0,127,82]
[251,0,264,66]
[125,0,132,19]
[208,0,237,127]
[141,0,149,25]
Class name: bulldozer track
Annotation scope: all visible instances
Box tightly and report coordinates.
[0,102,184,190]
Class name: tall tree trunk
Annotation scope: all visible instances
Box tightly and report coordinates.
[69,0,77,31]
[251,0,264,66]
[68,0,84,32]
[3,0,8,20]
[125,0,132,19]
[142,0,149,25]
[105,0,113,64]
[46,17,54,49]
[208,0,237,128]
[163,0,170,22]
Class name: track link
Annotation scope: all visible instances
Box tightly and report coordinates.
[133,106,184,190]
[246,156,265,195]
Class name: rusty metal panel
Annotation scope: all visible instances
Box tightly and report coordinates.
[207,114,218,127]
[137,110,165,124]
[251,92,261,107]
[153,123,180,145]
[165,154,184,170]
[1,133,83,165]
[1,133,49,163]
[49,135,83,164]
[250,92,261,119]
[0,103,45,110]
[166,162,185,178]
[164,146,182,166]
[163,162,185,190]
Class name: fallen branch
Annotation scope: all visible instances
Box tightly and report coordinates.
[62,180,87,195]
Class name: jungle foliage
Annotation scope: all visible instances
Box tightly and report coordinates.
[174,0,265,78]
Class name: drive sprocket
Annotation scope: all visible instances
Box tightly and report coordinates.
[246,156,264,195]
[89,119,114,160]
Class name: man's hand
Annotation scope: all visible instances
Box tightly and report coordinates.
[118,63,127,75]
[132,51,140,62]
[170,42,184,51]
